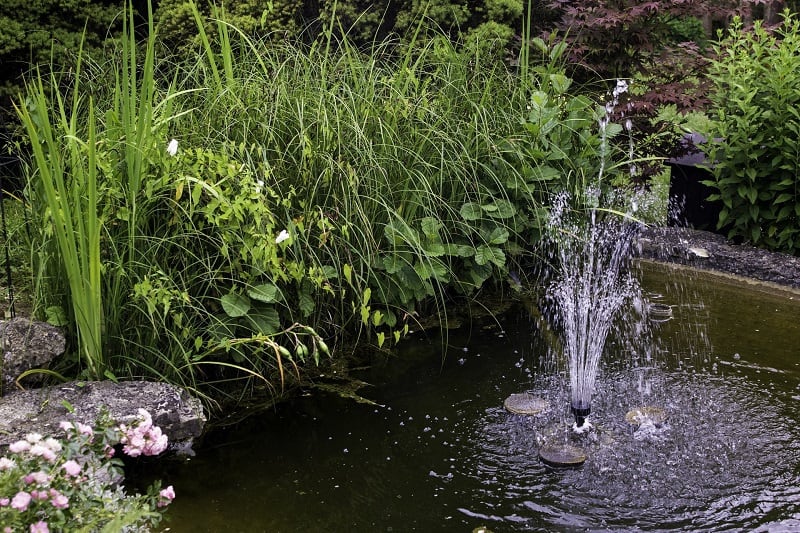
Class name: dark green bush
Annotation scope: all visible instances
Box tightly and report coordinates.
[702,12,800,253]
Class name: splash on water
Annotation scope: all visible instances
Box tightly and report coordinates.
[545,190,643,427]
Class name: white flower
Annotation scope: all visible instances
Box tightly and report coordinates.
[167,138,179,157]
[275,229,290,244]
[625,118,633,131]
[613,79,629,98]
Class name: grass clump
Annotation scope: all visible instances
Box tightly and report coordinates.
[12,2,636,412]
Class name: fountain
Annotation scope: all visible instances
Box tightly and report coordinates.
[544,190,642,430]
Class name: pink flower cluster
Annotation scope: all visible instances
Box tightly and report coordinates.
[8,434,62,464]
[117,409,169,457]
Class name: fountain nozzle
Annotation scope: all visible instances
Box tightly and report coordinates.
[571,403,591,428]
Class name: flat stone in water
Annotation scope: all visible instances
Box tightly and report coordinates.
[625,406,667,426]
[539,444,586,468]
[503,393,548,415]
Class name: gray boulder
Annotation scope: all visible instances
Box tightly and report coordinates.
[1,317,66,392]
[0,380,206,454]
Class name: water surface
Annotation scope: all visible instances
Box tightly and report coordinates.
[156,264,800,532]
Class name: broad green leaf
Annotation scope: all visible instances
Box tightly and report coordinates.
[443,243,475,257]
[383,254,405,274]
[45,306,68,327]
[221,292,251,318]
[484,200,516,219]
[420,217,442,238]
[460,202,483,221]
[248,283,280,303]
[484,226,509,245]
[529,91,549,111]
[549,73,572,95]
[298,291,315,317]
[247,307,280,334]
[474,245,505,267]
[424,242,446,257]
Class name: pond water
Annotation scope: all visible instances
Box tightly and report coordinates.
[153,263,800,532]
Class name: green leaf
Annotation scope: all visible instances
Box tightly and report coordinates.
[460,202,483,221]
[420,217,442,239]
[46,306,68,327]
[248,283,280,303]
[343,263,352,285]
[474,245,505,267]
[484,200,516,219]
[531,165,561,181]
[549,73,572,95]
[221,292,251,318]
[484,226,509,245]
[529,91,549,111]
[246,307,280,335]
[414,259,449,282]
[298,290,315,317]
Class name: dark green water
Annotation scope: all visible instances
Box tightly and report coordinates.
[155,264,800,532]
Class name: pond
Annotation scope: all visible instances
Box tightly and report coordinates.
[153,262,800,532]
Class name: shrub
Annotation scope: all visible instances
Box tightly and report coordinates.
[702,12,800,253]
[0,410,173,532]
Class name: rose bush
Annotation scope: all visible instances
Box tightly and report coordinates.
[0,410,173,532]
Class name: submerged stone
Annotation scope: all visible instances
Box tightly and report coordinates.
[503,393,548,415]
[539,443,587,468]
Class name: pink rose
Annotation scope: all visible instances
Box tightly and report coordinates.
[29,444,57,463]
[157,485,176,507]
[49,490,69,509]
[11,491,32,511]
[9,440,31,453]
[23,471,50,485]
[29,521,49,533]
[62,459,82,477]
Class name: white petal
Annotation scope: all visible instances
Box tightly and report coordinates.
[167,138,179,156]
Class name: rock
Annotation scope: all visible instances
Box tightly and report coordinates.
[637,226,800,291]
[1,317,66,393]
[0,380,206,454]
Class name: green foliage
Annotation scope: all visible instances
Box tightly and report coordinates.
[702,12,800,254]
[155,0,302,52]
[15,1,641,410]
[0,0,121,112]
